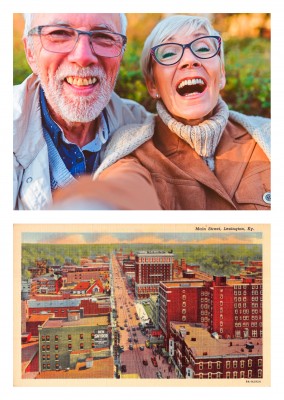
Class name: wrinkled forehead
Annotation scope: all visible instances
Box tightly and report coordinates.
[32,13,121,32]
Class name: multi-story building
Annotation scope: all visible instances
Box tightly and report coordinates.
[159,280,210,338]
[27,297,111,318]
[134,251,174,299]
[210,276,263,339]
[169,322,263,379]
[158,274,263,341]
[30,274,63,294]
[38,311,111,371]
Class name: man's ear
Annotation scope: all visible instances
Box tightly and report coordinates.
[145,76,158,99]
[23,37,38,74]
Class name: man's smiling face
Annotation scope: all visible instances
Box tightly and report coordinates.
[24,13,122,124]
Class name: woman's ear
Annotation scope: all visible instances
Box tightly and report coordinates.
[145,76,159,99]
[23,38,39,74]
[219,64,226,90]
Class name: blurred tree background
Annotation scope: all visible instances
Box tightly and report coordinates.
[14,13,270,117]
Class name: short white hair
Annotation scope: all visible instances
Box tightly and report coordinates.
[23,13,128,37]
[141,14,224,83]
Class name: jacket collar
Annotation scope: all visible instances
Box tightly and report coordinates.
[153,116,256,206]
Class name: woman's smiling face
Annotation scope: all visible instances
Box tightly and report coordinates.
[146,30,226,125]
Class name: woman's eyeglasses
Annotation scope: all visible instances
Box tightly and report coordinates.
[151,35,221,66]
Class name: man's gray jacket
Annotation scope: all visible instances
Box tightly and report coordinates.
[13,74,149,209]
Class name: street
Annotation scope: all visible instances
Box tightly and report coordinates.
[111,255,177,379]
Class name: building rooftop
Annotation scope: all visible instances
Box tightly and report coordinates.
[161,279,205,288]
[42,315,109,329]
[28,299,81,308]
[171,322,262,358]
[35,356,114,379]
[136,251,175,256]
[27,314,52,322]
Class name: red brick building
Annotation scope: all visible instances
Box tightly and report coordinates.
[169,322,263,379]
[159,280,210,337]
[31,274,63,294]
[27,297,111,318]
[134,251,174,299]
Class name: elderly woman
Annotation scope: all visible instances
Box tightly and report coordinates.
[55,15,271,210]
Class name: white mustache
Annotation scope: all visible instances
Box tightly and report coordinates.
[55,65,106,81]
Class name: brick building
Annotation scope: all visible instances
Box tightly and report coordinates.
[134,251,174,299]
[38,312,111,371]
[159,280,210,338]
[210,276,263,339]
[169,322,262,379]
[27,297,111,318]
[31,274,63,294]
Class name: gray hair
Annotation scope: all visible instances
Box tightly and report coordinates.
[23,13,128,37]
[141,14,224,83]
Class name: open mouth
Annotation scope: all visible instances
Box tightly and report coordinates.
[176,78,206,96]
[65,76,98,87]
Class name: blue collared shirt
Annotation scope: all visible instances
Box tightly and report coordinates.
[40,87,110,177]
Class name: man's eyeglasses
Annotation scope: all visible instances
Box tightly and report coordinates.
[151,36,222,66]
[28,25,127,58]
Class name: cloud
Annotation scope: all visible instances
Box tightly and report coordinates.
[41,234,88,245]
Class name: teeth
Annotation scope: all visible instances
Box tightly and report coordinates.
[178,78,205,89]
[66,76,97,86]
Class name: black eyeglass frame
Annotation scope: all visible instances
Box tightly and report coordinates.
[150,35,222,66]
[27,24,127,58]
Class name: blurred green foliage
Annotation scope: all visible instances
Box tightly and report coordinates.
[14,37,270,118]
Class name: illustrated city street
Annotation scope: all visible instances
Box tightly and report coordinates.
[21,240,263,380]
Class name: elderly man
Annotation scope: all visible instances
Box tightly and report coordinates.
[14,13,159,210]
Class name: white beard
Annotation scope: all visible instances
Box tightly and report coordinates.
[38,64,117,123]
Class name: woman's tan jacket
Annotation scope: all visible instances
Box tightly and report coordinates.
[94,111,271,210]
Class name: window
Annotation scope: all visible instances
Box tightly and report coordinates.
[240,360,245,368]
[226,372,231,379]
[217,361,221,370]
[233,360,238,368]
[55,354,59,360]
[42,336,46,342]
[68,344,72,351]
[258,369,263,378]
[208,361,212,369]
[240,371,245,378]
[226,361,230,369]
[199,362,203,370]
[208,372,212,379]
[55,344,59,350]
[55,335,59,342]
[248,359,252,367]
[233,371,238,379]
[80,334,84,340]
[80,343,84,349]
[248,370,252,378]
[258,359,262,367]
[182,309,186,315]
[42,345,46,351]
[68,334,72,341]
[46,335,50,341]
[182,316,186,321]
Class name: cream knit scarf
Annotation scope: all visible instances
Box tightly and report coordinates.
[156,97,229,171]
